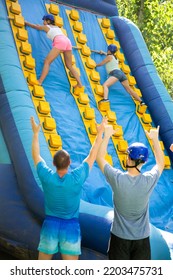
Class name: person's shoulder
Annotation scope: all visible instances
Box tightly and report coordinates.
[37,160,53,173]
[143,165,160,178]
[104,163,120,174]
[107,55,113,61]
[72,161,89,173]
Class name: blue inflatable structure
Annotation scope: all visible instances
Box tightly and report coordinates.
[0,0,173,260]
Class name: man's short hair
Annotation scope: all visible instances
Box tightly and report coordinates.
[53,150,70,170]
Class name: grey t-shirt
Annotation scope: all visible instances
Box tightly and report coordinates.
[104,164,160,240]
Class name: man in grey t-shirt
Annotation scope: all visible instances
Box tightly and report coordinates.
[97,125,164,260]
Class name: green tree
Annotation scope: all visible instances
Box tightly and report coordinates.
[116,0,173,97]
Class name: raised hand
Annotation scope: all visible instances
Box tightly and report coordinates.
[30,116,41,134]
[104,124,116,138]
[145,126,160,141]
[96,116,108,134]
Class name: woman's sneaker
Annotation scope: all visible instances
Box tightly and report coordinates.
[98,98,110,103]
[140,101,145,106]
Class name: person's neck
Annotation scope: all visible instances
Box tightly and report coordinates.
[127,167,140,176]
[57,169,68,178]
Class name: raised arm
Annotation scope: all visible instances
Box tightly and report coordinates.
[145,126,165,174]
[96,54,111,67]
[84,117,107,169]
[25,21,48,31]
[31,117,43,166]
[96,125,115,172]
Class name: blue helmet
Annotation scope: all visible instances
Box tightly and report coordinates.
[42,14,54,22]
[127,142,149,163]
[107,44,117,54]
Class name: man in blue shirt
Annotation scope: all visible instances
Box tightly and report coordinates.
[96,125,164,260]
[31,116,106,260]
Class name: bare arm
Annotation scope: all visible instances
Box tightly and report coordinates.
[31,117,43,166]
[99,50,107,55]
[96,125,116,173]
[84,117,107,169]
[25,21,48,31]
[145,126,165,174]
[96,55,111,67]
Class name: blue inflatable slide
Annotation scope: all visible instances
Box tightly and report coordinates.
[0,0,173,259]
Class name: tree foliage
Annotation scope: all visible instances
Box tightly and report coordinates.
[116,0,173,97]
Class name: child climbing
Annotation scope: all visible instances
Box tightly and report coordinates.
[96,44,145,105]
[25,14,83,87]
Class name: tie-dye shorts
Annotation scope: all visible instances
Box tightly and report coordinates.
[38,215,81,255]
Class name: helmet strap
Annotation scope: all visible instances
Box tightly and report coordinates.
[126,164,141,173]
[125,159,143,173]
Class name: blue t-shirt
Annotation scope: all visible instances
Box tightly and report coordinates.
[37,161,89,219]
[104,164,160,240]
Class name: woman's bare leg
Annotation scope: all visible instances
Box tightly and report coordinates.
[121,80,143,103]
[63,51,83,88]
[102,76,118,99]
[38,48,61,85]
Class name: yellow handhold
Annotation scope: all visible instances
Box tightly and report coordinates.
[106,29,115,39]
[44,117,56,131]
[113,125,123,137]
[121,63,130,74]
[73,21,83,32]
[20,41,32,54]
[78,92,89,105]
[49,3,59,15]
[84,107,95,120]
[95,85,104,96]
[16,28,28,41]
[116,51,125,62]
[142,114,152,124]
[137,104,147,114]
[24,55,35,69]
[32,85,45,98]
[164,156,171,169]
[10,2,21,15]
[127,75,136,86]
[101,18,111,28]
[49,134,62,148]
[54,16,63,27]
[89,121,97,135]
[70,10,79,21]
[98,100,110,112]
[73,86,85,96]
[13,15,24,27]
[77,33,87,44]
[107,110,116,122]
[90,70,100,82]
[38,101,50,115]
[28,73,38,85]
[81,45,91,56]
[117,140,128,152]
[85,57,96,69]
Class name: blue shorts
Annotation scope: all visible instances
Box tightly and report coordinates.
[38,216,81,255]
[109,69,127,82]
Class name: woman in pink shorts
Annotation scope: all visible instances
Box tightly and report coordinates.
[25,14,82,87]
